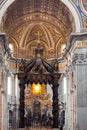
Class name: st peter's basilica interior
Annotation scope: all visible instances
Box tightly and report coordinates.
[0,0,87,130]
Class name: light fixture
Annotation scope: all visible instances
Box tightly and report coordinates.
[32,82,42,95]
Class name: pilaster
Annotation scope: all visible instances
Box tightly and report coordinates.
[1,68,8,130]
[64,32,87,130]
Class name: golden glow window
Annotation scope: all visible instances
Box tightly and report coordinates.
[32,83,42,94]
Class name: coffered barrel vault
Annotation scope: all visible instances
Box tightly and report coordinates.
[2,0,75,60]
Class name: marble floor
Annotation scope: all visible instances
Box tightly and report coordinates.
[24,126,59,130]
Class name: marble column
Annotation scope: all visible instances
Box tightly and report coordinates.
[52,77,59,128]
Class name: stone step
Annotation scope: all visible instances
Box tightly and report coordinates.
[18,129,25,130]
[18,127,60,130]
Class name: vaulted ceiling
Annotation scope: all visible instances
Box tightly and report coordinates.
[2,0,75,60]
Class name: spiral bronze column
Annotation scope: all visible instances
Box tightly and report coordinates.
[19,82,25,128]
[52,77,59,128]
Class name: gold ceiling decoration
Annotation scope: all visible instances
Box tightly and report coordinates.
[2,0,75,61]
[31,26,43,39]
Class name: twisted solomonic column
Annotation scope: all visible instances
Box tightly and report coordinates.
[19,82,25,128]
[52,76,59,128]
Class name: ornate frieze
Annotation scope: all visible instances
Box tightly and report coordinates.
[64,33,87,69]
[72,53,87,65]
[74,41,87,48]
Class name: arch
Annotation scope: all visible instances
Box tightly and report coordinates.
[0,0,15,22]
[0,0,81,32]
[61,0,81,32]
[11,37,19,48]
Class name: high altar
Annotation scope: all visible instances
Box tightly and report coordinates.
[24,83,52,115]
